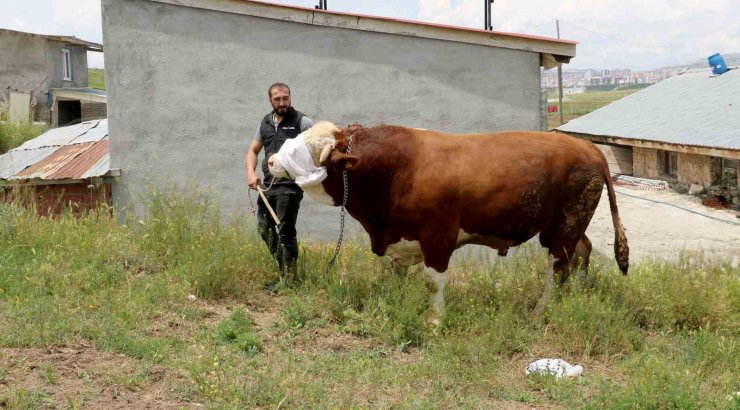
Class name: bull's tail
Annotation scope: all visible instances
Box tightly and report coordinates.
[604,165,629,274]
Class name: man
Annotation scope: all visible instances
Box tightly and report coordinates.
[246,83,314,278]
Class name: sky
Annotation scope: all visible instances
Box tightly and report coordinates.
[2,0,739,71]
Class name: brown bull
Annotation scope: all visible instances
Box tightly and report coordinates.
[269,122,629,317]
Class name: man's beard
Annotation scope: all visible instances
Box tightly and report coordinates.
[273,106,290,116]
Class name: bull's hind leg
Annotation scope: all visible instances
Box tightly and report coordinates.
[533,254,558,317]
[573,234,593,281]
[534,173,603,315]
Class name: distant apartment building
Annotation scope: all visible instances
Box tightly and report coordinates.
[542,66,688,89]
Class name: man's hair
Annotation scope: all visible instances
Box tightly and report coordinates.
[268,82,291,97]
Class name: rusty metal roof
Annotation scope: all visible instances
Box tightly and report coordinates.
[0,120,110,182]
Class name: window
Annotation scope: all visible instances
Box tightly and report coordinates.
[659,150,677,177]
[722,158,738,187]
[62,49,72,81]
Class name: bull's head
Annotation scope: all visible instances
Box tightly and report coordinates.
[268,121,358,182]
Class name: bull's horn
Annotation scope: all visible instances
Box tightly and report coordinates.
[319,144,333,165]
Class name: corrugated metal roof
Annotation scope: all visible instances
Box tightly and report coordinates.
[48,139,109,180]
[0,147,59,179]
[14,120,101,150]
[82,154,110,179]
[557,68,740,151]
[70,119,108,144]
[16,142,97,179]
[0,120,110,181]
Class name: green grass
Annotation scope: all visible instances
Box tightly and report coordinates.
[88,68,105,90]
[546,88,645,129]
[0,119,48,154]
[0,185,737,408]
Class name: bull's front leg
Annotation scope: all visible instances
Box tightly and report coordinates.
[385,236,452,327]
[424,267,448,326]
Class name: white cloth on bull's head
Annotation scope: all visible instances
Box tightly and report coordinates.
[274,133,328,188]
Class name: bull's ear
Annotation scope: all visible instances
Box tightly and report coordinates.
[330,152,359,170]
[319,144,333,165]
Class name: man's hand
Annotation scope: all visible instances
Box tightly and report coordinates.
[246,139,264,190]
[247,172,261,190]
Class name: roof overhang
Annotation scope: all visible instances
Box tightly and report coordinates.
[557,130,740,160]
[0,28,103,52]
[52,88,107,104]
[46,35,103,52]
[147,0,576,69]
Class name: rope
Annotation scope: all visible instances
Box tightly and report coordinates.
[247,174,277,216]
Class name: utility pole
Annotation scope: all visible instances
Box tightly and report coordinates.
[556,19,564,125]
[315,0,326,10]
[484,0,494,30]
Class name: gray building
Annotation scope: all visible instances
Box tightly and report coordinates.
[557,68,739,205]
[101,0,576,239]
[0,28,104,124]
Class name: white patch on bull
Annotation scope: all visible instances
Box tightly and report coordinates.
[302,184,335,206]
[384,239,424,266]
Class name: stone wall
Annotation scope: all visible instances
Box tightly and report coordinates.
[677,153,720,187]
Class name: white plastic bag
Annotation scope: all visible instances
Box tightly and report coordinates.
[525,358,583,378]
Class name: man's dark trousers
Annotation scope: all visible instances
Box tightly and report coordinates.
[257,186,303,276]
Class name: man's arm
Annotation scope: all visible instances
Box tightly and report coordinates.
[246,139,263,189]
[300,116,315,132]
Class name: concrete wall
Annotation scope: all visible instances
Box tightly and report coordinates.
[0,30,47,120]
[633,146,724,188]
[677,153,720,187]
[102,0,543,241]
[0,30,88,122]
[632,147,660,179]
[46,41,89,90]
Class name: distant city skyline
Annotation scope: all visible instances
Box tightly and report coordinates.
[541,67,690,89]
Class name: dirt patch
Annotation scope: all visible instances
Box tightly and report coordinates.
[587,187,739,265]
[0,343,196,409]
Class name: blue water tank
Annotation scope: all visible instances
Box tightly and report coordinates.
[708,53,728,75]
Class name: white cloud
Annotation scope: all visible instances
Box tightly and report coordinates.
[51,0,101,31]
[418,0,740,69]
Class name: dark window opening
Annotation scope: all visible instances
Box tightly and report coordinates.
[58,100,81,126]
[659,150,677,177]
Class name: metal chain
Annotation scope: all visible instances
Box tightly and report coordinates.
[322,134,353,276]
